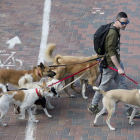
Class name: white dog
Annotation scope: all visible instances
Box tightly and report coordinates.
[17,76,63,117]
[0,87,58,126]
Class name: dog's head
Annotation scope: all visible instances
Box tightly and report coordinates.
[43,87,60,98]
[34,62,56,78]
[47,79,63,91]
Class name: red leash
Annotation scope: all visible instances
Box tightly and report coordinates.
[108,66,139,85]
[48,61,100,87]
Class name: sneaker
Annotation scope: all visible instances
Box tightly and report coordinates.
[88,104,100,115]
[126,107,140,118]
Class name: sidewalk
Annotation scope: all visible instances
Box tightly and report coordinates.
[0,0,140,140]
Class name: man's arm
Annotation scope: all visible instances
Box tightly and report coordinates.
[111,55,124,75]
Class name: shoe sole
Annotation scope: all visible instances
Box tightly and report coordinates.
[88,108,99,115]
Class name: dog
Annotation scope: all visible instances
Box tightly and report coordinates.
[0,62,56,93]
[0,87,59,126]
[93,86,140,130]
[13,77,63,117]
[45,43,102,99]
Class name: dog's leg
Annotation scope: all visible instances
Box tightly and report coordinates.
[93,106,106,125]
[46,98,54,109]
[0,109,8,126]
[32,105,38,115]
[18,107,26,120]
[27,108,39,123]
[64,77,75,98]
[70,76,81,94]
[81,80,88,99]
[106,101,116,131]
[0,84,7,93]
[43,108,52,118]
[64,78,75,98]
[129,108,137,125]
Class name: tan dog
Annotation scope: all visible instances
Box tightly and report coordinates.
[45,43,101,99]
[93,86,140,131]
[0,62,56,93]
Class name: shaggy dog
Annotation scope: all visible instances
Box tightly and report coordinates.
[45,43,101,99]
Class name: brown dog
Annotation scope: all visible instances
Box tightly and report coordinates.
[0,62,56,93]
[45,43,101,99]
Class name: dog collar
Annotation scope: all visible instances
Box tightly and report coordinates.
[37,71,42,78]
[35,88,42,98]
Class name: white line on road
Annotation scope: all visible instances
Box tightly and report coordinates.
[37,0,52,65]
[24,0,52,140]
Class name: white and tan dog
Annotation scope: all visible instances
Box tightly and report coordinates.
[0,62,56,93]
[15,77,63,117]
[93,86,140,131]
[0,87,59,126]
[45,43,102,99]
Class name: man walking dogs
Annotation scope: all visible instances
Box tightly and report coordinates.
[88,12,140,117]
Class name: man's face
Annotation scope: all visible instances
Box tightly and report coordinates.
[117,18,129,30]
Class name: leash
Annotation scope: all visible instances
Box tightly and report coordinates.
[49,56,103,67]
[48,61,101,87]
[108,66,139,86]
[58,71,88,92]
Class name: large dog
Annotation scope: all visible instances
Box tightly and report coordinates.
[93,86,140,131]
[45,43,101,99]
[0,87,59,126]
[0,62,56,93]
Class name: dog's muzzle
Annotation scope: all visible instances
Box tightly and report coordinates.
[47,71,56,78]
[51,87,60,98]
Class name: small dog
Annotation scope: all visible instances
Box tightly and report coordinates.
[0,87,59,126]
[15,78,63,117]
[93,86,140,131]
[45,43,102,99]
[0,62,56,93]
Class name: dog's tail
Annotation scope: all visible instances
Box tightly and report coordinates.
[93,86,106,95]
[45,43,56,62]
[18,74,33,88]
[0,84,7,93]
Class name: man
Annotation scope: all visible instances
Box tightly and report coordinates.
[88,12,140,117]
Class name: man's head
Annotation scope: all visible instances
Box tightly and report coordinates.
[115,12,129,30]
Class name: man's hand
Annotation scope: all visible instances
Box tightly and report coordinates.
[111,55,125,75]
[118,68,125,75]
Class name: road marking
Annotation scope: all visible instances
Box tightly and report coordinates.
[6,36,21,49]
[37,0,52,64]
[25,0,52,140]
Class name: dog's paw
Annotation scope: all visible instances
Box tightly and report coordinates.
[129,121,135,125]
[83,96,88,99]
[3,123,8,127]
[34,120,39,123]
[93,86,99,91]
[17,115,25,120]
[32,110,37,115]
[47,115,52,118]
[110,127,116,131]
[70,95,75,98]
[47,106,54,109]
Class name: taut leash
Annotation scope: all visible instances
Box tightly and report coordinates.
[108,66,139,86]
[58,72,87,92]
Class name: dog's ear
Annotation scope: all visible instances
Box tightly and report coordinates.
[38,62,45,69]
